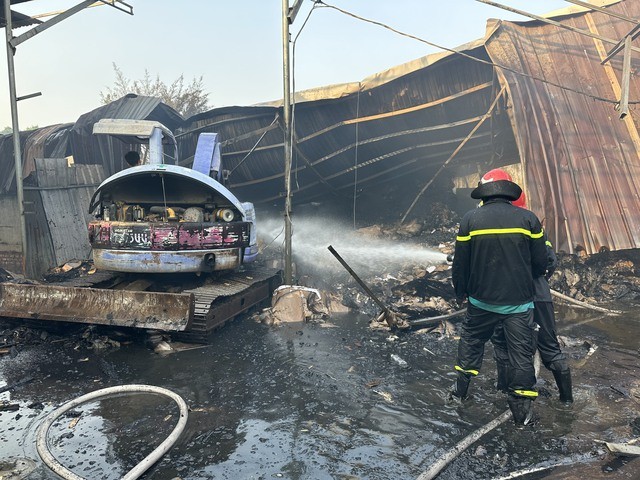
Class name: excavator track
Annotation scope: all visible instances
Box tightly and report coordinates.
[0,264,281,343]
[176,266,282,343]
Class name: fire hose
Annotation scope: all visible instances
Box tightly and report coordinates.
[36,384,188,480]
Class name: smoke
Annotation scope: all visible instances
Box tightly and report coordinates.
[258,215,448,279]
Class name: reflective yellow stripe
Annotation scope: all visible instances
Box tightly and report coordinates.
[456,228,543,242]
[455,365,479,376]
[513,389,539,398]
[545,240,553,247]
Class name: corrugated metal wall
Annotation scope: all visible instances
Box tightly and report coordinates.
[24,159,105,278]
[486,0,640,254]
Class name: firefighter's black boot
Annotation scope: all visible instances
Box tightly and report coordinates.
[495,362,509,393]
[451,372,472,400]
[552,369,574,404]
[507,396,533,427]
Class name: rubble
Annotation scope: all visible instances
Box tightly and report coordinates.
[253,285,329,325]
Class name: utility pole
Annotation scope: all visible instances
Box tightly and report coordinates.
[4,0,28,275]
[281,0,302,284]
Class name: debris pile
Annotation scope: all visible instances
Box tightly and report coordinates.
[253,285,329,325]
[550,249,640,303]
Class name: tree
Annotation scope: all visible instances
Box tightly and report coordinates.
[1,125,37,134]
[99,63,210,118]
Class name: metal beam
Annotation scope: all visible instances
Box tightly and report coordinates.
[16,91,42,102]
[476,0,640,55]
[619,35,631,118]
[4,0,28,275]
[97,0,133,16]
[601,23,640,64]
[563,0,640,25]
[282,0,293,284]
[11,0,99,48]
[288,0,304,23]
[29,0,133,19]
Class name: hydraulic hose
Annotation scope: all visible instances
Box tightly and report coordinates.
[36,384,188,480]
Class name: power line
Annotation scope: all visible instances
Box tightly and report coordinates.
[315,0,638,105]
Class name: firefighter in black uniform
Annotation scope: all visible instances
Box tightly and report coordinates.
[451,169,548,426]
[492,197,573,404]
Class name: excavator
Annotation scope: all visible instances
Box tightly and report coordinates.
[0,119,281,342]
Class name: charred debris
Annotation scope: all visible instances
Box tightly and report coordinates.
[2,197,637,355]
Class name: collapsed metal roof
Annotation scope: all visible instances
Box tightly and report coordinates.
[485,0,640,254]
[69,94,183,177]
[176,0,640,255]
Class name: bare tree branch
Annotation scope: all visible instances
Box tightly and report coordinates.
[99,63,210,117]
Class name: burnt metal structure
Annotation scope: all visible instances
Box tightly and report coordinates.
[4,0,640,269]
[176,0,640,256]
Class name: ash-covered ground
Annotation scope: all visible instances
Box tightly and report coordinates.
[0,201,638,479]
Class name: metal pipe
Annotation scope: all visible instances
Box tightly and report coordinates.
[282,0,293,284]
[327,245,395,324]
[4,0,28,276]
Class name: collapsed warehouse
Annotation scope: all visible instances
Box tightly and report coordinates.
[1,0,640,278]
[0,3,639,479]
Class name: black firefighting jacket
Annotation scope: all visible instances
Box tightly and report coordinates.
[452,197,548,306]
[533,236,558,303]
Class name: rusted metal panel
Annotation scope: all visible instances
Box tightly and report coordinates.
[485,1,640,254]
[0,283,193,331]
[91,248,242,273]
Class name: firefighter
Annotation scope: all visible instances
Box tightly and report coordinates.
[451,168,548,426]
[492,188,573,405]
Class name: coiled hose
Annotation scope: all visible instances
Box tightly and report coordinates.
[36,384,188,480]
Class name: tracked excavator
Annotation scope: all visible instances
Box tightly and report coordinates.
[0,120,281,342]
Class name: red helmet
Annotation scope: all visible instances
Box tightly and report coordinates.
[512,191,527,209]
[476,168,527,206]
[471,168,522,201]
[480,168,512,183]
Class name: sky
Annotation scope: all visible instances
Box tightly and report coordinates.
[1,0,570,129]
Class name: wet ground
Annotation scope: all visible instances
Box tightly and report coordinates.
[0,299,638,480]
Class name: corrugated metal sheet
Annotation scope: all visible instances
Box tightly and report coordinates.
[22,124,72,180]
[0,130,35,193]
[23,160,105,277]
[70,94,183,177]
[177,45,517,212]
[485,0,640,254]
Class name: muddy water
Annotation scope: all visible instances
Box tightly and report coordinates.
[0,302,639,479]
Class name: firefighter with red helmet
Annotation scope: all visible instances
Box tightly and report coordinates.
[451,168,548,426]
[492,182,574,405]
